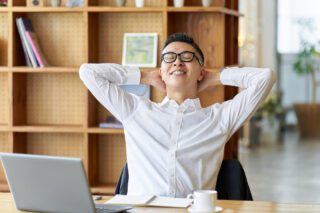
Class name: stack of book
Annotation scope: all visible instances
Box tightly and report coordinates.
[99,115,123,129]
[16,17,49,68]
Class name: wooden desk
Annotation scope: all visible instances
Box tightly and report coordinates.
[1,193,320,213]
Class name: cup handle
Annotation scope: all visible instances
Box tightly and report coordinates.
[187,194,194,200]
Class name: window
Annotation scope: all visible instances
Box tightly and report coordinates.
[277,0,320,53]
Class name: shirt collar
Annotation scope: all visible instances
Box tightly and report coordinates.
[160,96,202,111]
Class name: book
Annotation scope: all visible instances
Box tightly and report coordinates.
[15,18,32,67]
[105,195,193,208]
[99,115,123,129]
[16,17,38,67]
[24,22,49,67]
[99,122,123,129]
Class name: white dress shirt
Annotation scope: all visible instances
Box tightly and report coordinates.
[79,64,276,198]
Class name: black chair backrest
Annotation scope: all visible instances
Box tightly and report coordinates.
[115,159,253,201]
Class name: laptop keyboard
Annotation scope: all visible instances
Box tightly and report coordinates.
[95,204,131,213]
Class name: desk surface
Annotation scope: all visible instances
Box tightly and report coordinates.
[1,193,320,213]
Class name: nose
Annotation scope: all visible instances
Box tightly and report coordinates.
[173,56,184,67]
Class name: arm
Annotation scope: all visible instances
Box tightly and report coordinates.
[79,63,141,122]
[140,70,166,92]
[198,69,223,92]
[219,67,276,138]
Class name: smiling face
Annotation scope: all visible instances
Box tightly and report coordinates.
[160,42,205,92]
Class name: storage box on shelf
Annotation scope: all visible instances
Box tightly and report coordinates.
[0,0,240,194]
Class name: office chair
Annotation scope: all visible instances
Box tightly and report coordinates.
[115,159,253,201]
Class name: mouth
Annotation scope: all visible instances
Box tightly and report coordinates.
[169,70,187,76]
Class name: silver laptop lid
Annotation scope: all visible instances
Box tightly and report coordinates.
[0,153,96,213]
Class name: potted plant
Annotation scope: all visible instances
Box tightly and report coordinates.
[293,19,320,138]
[250,92,285,145]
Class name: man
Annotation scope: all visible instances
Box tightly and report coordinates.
[79,33,276,198]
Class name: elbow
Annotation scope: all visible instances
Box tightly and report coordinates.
[264,68,277,86]
[79,63,90,81]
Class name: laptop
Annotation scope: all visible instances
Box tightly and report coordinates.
[0,153,131,213]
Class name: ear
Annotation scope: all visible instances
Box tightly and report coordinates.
[197,68,205,81]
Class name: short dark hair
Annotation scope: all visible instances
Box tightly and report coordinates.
[162,33,204,66]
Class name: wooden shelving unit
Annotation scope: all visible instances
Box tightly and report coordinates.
[0,0,240,195]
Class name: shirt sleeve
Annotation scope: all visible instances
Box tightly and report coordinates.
[219,67,277,139]
[79,63,142,122]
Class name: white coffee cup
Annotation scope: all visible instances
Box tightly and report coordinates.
[135,0,144,7]
[174,0,184,7]
[202,0,213,7]
[187,190,217,212]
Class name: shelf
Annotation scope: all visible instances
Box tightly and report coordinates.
[12,125,84,133]
[0,67,10,72]
[0,126,10,132]
[88,6,164,13]
[87,128,124,134]
[10,66,79,73]
[2,6,242,16]
[167,7,242,16]
[91,184,115,195]
[12,6,85,13]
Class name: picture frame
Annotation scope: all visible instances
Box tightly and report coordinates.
[122,33,158,67]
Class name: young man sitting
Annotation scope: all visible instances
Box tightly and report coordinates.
[79,33,276,198]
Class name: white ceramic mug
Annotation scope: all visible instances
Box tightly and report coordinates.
[174,0,184,7]
[202,0,213,7]
[116,0,126,7]
[51,0,60,7]
[135,0,144,7]
[187,190,217,212]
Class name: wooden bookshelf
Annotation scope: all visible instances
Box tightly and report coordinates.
[0,0,240,194]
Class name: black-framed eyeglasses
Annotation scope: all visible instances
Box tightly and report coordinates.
[161,51,203,66]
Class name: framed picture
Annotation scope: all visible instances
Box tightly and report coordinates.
[122,33,158,67]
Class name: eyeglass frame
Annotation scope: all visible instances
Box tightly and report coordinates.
[161,51,204,66]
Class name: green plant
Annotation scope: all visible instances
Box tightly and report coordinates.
[293,19,320,103]
[255,92,284,123]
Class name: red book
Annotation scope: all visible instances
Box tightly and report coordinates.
[26,31,49,67]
